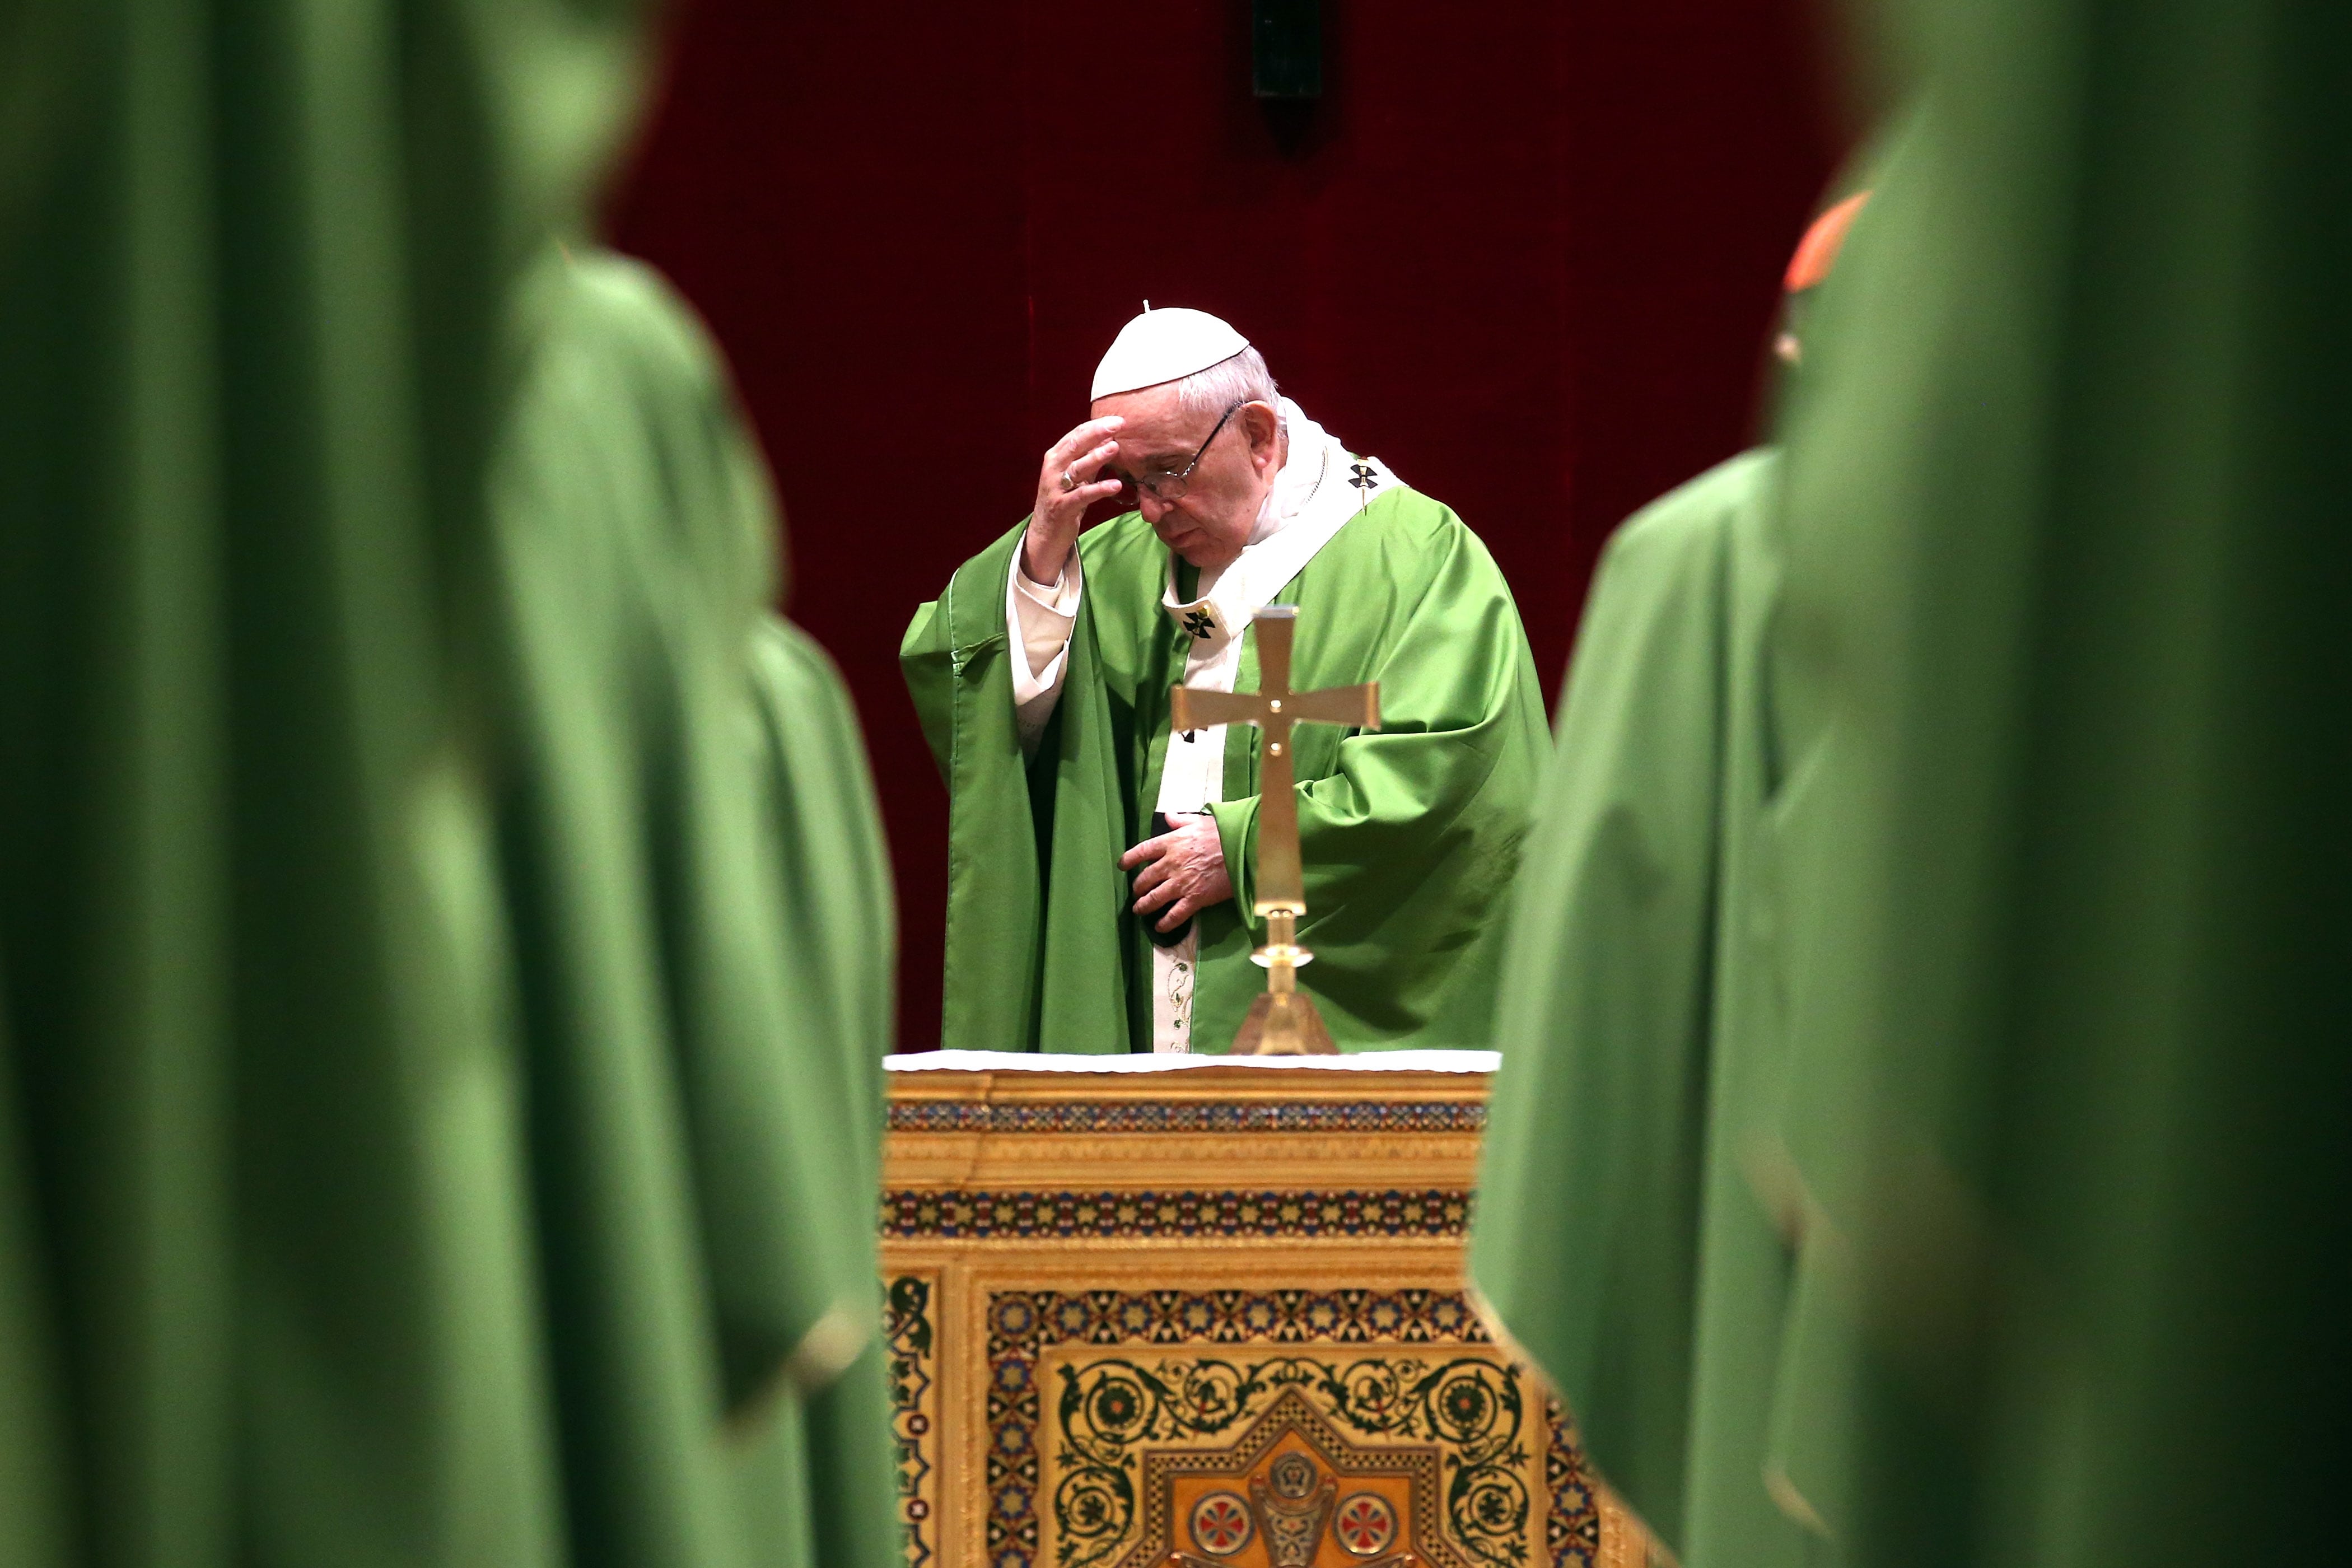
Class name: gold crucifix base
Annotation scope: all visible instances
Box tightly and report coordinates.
[1233,911,1339,1056]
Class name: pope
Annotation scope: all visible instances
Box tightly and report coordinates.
[903,307,1549,1054]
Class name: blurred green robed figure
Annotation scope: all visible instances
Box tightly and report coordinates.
[491,247,900,1568]
[1468,195,1869,1567]
[1732,0,2347,1556]
[6,1,904,1558]
[1,2,674,1564]
[903,308,1548,1054]
[748,612,903,1568]
[1472,448,1799,1567]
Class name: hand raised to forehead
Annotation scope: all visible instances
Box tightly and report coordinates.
[1024,416,1126,586]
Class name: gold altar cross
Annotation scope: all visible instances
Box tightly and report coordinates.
[1169,606,1379,1054]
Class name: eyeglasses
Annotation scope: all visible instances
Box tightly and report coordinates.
[1114,401,1245,505]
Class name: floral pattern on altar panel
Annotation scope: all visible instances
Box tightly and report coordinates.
[887,1275,939,1568]
[981,1288,1599,1568]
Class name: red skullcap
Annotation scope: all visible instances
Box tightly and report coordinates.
[1784,190,1872,293]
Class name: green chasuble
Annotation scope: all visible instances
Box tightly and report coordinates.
[903,482,1548,1054]
[488,249,894,1568]
[1748,0,2347,1562]
[2,4,647,1566]
[1469,450,1823,1568]
[746,614,902,1568]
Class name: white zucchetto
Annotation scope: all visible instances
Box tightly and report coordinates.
[1090,306,1250,401]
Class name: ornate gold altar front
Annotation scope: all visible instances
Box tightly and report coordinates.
[878,1052,1649,1568]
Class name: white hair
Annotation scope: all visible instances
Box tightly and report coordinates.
[1175,345,1283,431]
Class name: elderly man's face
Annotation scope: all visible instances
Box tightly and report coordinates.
[1090,384,1283,572]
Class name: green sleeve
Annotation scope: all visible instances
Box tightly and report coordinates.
[900,524,1135,1052]
[900,526,1040,1051]
[900,594,960,788]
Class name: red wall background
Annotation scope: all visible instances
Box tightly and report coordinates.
[609,1,1841,1053]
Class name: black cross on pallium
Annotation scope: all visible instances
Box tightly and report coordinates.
[1348,461,1379,491]
[1182,608,1216,640]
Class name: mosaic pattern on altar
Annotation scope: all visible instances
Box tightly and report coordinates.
[886,1275,937,1568]
[883,1188,1470,1241]
[980,1289,1598,1568]
[886,1099,1486,1135]
[1542,1396,1599,1568]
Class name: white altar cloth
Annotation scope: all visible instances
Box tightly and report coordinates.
[883,1048,1499,1075]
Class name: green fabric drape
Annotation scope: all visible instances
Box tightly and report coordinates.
[1756,0,2349,1559]
[902,501,1549,1054]
[1481,1,2346,1565]
[1468,450,1822,1567]
[0,3,646,1566]
[749,619,896,1105]
[746,616,901,1568]
[1476,0,2352,1552]
[487,248,897,1568]
[5,10,904,1567]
